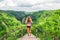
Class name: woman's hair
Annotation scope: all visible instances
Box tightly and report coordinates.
[26,16,32,23]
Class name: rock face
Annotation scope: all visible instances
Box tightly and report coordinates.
[18,34,40,40]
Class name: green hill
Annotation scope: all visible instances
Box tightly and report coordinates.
[31,10,60,40]
[0,9,60,40]
[0,11,26,40]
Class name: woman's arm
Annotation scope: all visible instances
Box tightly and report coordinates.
[25,18,27,23]
[30,18,33,23]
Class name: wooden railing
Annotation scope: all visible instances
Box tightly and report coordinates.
[33,26,59,40]
[0,25,59,40]
[0,21,26,40]
[0,27,26,40]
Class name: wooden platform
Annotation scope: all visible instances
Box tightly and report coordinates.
[18,34,40,40]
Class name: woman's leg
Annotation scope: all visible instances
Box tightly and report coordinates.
[27,28,30,36]
[29,28,31,35]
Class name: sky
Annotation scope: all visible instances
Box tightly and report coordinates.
[0,0,60,12]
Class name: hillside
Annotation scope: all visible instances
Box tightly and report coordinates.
[0,9,60,40]
[0,11,26,40]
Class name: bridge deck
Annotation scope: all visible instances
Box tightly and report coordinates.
[18,34,40,40]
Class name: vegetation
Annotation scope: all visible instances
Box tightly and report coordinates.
[31,10,60,40]
[0,11,26,40]
[0,9,60,40]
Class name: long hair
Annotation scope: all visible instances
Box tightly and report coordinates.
[26,16,32,23]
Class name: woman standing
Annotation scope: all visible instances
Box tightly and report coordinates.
[25,16,32,36]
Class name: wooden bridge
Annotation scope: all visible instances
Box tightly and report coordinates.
[0,22,59,40]
[18,34,40,40]
[0,21,40,40]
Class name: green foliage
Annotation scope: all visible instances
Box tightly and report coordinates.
[31,10,60,40]
[0,11,26,40]
[0,9,60,40]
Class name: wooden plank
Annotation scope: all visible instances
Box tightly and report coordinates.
[18,34,40,40]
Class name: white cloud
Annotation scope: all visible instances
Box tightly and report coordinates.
[54,0,60,3]
[0,0,60,12]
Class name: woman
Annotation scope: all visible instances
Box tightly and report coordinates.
[25,16,32,36]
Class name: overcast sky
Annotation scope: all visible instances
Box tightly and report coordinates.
[0,0,60,12]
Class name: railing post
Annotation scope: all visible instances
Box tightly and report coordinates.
[21,28,23,37]
[13,30,16,39]
[1,34,7,40]
[52,35,55,40]
[52,35,59,40]
[36,28,38,38]
[14,32,16,39]
[43,30,47,40]
[22,29,23,36]
[4,34,6,40]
